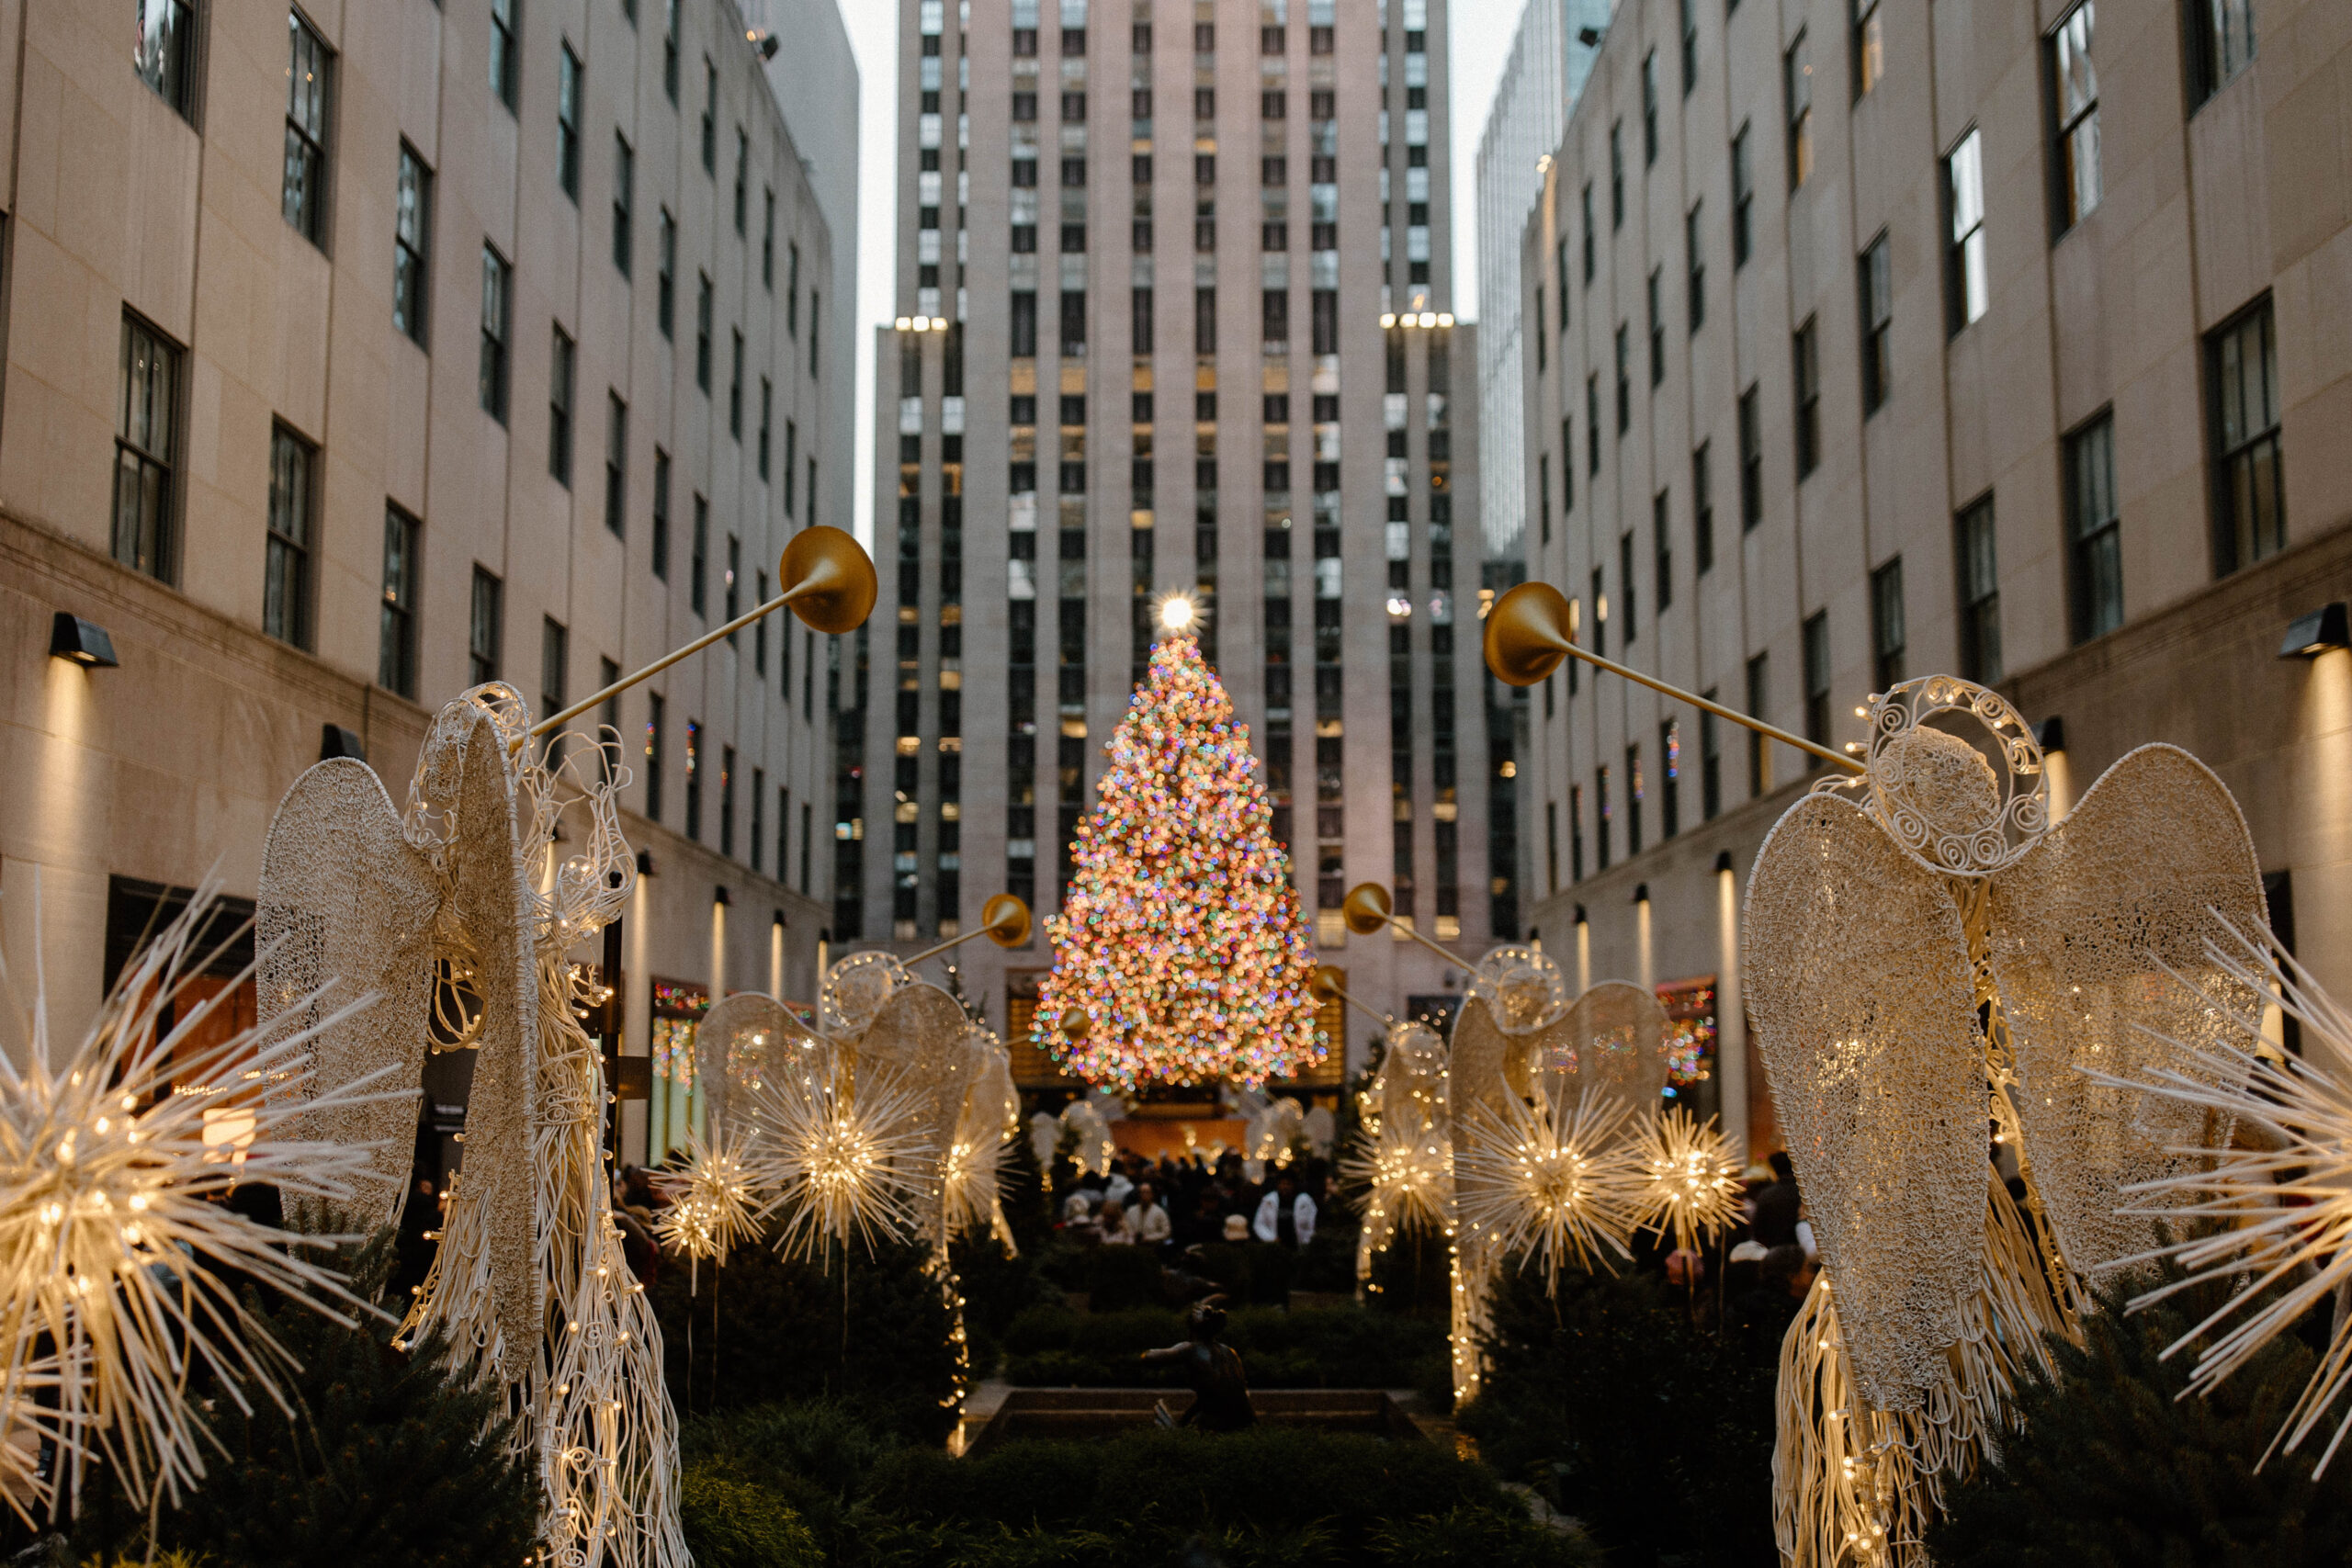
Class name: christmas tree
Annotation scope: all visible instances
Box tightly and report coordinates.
[1036,636,1322,1089]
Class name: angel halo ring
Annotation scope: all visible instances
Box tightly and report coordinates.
[1824,674,2051,877]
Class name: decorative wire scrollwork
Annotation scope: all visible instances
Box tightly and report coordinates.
[820,950,912,1036]
[1826,674,2049,877]
[1464,943,1571,1033]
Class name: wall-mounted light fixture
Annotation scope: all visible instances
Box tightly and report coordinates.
[1573,903,1588,926]
[714,884,732,908]
[2279,603,2350,659]
[1578,26,1603,47]
[1632,882,1649,904]
[49,612,118,668]
[319,724,366,761]
[635,848,656,877]
[2031,715,2066,754]
[1713,850,1736,874]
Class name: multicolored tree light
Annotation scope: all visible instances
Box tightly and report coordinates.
[1035,637,1323,1089]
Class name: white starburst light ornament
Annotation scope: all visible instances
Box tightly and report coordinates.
[0,885,393,1518]
[654,1127,774,1290]
[1454,1090,1645,1288]
[1630,1106,1745,1254]
[747,1055,927,1263]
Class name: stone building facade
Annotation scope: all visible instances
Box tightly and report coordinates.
[1517,0,2352,1154]
[0,0,857,1167]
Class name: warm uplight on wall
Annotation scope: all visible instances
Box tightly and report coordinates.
[1573,902,1591,994]
[2034,716,2072,823]
[1633,883,1653,990]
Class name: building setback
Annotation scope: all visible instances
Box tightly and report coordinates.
[1518,0,2352,1156]
[840,0,1495,1086]
[0,0,856,1168]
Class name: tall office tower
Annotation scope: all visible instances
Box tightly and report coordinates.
[845,0,1487,1083]
[1475,0,1608,560]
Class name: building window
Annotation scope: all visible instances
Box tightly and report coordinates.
[135,0,198,118]
[1545,802,1559,893]
[734,128,749,234]
[1614,324,1630,433]
[1620,529,1638,641]
[1859,232,1891,413]
[652,447,671,579]
[2051,4,2101,233]
[1642,51,1660,165]
[113,314,180,582]
[1654,491,1673,613]
[1746,653,1770,796]
[2064,412,2122,642]
[691,493,709,616]
[1784,31,1813,192]
[1646,269,1665,387]
[720,745,736,857]
[2209,295,2284,575]
[605,393,628,536]
[541,616,568,737]
[1700,700,1722,820]
[492,0,520,110]
[695,273,713,390]
[1609,121,1624,229]
[1680,0,1699,95]
[1790,320,1820,476]
[702,60,718,175]
[1569,784,1585,881]
[282,10,332,245]
[394,144,432,344]
[1737,385,1762,529]
[729,329,746,438]
[1686,202,1705,331]
[469,566,503,683]
[379,503,420,697]
[1853,0,1883,98]
[1730,126,1754,271]
[645,693,665,821]
[758,378,773,479]
[480,244,512,420]
[1944,130,1987,333]
[787,243,802,334]
[1627,744,1645,855]
[2189,0,2256,107]
[1595,765,1611,870]
[662,0,679,102]
[557,44,581,197]
[1802,614,1830,767]
[1587,375,1600,476]
[1954,493,2001,684]
[613,134,634,274]
[1581,183,1595,282]
[684,718,703,840]
[657,209,677,335]
[785,422,798,514]
[549,326,575,484]
[264,424,316,649]
[763,188,776,288]
[1538,454,1551,545]
[1870,557,1905,690]
[1692,442,1713,572]
[1660,720,1680,839]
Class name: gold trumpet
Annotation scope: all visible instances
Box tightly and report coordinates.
[1340,882,1479,970]
[902,893,1034,965]
[1482,580,1862,776]
[522,525,878,746]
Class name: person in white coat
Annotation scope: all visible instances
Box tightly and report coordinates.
[1251,1172,1316,1248]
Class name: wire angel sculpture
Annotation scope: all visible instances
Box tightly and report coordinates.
[1743,674,2267,1565]
[1340,1019,1453,1292]
[0,881,392,1520]
[255,683,684,1568]
[1445,953,1671,1404]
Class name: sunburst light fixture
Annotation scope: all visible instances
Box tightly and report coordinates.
[655,1126,774,1289]
[1630,1105,1746,1254]
[745,1055,927,1264]
[0,886,391,1517]
[1455,1091,1645,1288]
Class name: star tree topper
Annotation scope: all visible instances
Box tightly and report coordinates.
[1036,637,1322,1089]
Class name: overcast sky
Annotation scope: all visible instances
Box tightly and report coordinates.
[840,0,1527,543]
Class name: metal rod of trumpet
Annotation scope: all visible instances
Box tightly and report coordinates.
[1381,918,1476,971]
[1323,982,1393,1030]
[523,591,794,746]
[1552,638,1862,775]
[902,925,998,966]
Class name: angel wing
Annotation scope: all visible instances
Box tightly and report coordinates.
[853,980,984,1242]
[257,759,439,1233]
[1987,742,2267,1279]
[1744,791,1987,1414]
[1540,980,1669,1118]
[697,992,827,1140]
[400,698,545,1387]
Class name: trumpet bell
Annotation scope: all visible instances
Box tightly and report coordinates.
[981,893,1032,948]
[1309,964,1347,1005]
[776,526,879,635]
[1483,581,1577,687]
[1341,882,1393,937]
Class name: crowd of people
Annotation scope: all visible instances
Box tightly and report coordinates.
[1057,1146,1328,1259]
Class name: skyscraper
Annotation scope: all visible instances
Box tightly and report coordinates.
[844,0,1487,1080]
